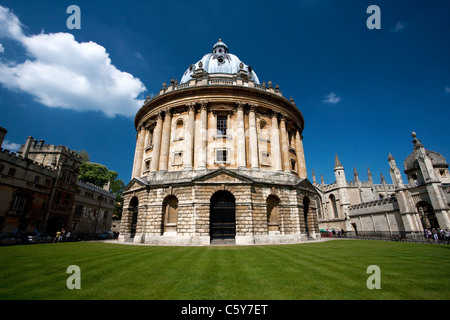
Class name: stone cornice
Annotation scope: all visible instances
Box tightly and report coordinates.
[135,85,304,133]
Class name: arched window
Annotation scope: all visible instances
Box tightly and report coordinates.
[259,120,269,140]
[175,119,184,141]
[267,195,280,233]
[162,196,178,234]
[329,194,339,218]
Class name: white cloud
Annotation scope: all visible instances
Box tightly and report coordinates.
[391,22,406,33]
[0,6,25,40]
[324,92,341,104]
[2,140,21,151]
[445,86,450,94]
[0,43,4,53]
[0,5,146,118]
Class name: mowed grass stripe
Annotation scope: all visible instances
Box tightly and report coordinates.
[0,240,449,300]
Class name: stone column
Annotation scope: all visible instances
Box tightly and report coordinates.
[131,125,146,178]
[197,101,208,170]
[279,115,290,173]
[159,109,172,172]
[271,112,282,171]
[184,103,195,170]
[248,104,259,169]
[295,129,307,178]
[150,112,163,172]
[236,102,246,169]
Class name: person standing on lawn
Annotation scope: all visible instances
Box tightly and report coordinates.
[53,230,61,243]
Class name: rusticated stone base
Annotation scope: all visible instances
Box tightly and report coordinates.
[119,168,320,246]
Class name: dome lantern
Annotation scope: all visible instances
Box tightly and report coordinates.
[180,39,260,84]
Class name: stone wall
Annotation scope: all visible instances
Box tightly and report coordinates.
[120,169,320,245]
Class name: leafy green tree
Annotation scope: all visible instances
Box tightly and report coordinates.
[111,179,125,220]
[111,179,125,195]
[78,162,118,188]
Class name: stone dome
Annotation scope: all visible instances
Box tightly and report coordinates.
[180,39,260,84]
[404,150,448,171]
[404,132,448,171]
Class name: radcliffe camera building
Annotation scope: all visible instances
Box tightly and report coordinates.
[120,40,450,245]
[120,40,320,245]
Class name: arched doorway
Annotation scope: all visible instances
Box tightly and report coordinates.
[162,196,178,235]
[267,195,280,233]
[303,196,310,236]
[129,197,139,238]
[416,201,439,229]
[210,191,236,241]
[46,216,64,237]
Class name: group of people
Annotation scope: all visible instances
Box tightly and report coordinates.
[322,228,346,238]
[424,227,450,244]
[53,228,71,243]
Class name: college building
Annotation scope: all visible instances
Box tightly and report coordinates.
[0,127,116,236]
[315,132,450,238]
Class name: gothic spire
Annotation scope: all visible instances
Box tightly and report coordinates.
[334,154,343,169]
[367,167,373,184]
[353,167,359,182]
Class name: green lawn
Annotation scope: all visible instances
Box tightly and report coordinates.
[0,239,449,300]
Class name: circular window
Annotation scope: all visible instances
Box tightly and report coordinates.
[218,56,224,64]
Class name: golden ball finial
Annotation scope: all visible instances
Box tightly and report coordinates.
[219,38,222,42]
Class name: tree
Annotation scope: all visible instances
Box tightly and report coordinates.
[75,150,90,163]
[78,162,118,188]
[111,179,125,220]
[78,161,125,219]
[111,179,125,195]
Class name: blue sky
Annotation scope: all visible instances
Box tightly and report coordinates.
[0,0,449,185]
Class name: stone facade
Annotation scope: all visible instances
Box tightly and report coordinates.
[0,128,115,236]
[71,181,115,234]
[315,133,450,238]
[121,169,319,245]
[120,40,319,245]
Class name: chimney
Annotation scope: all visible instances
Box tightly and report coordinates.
[0,127,7,148]
[103,180,111,191]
